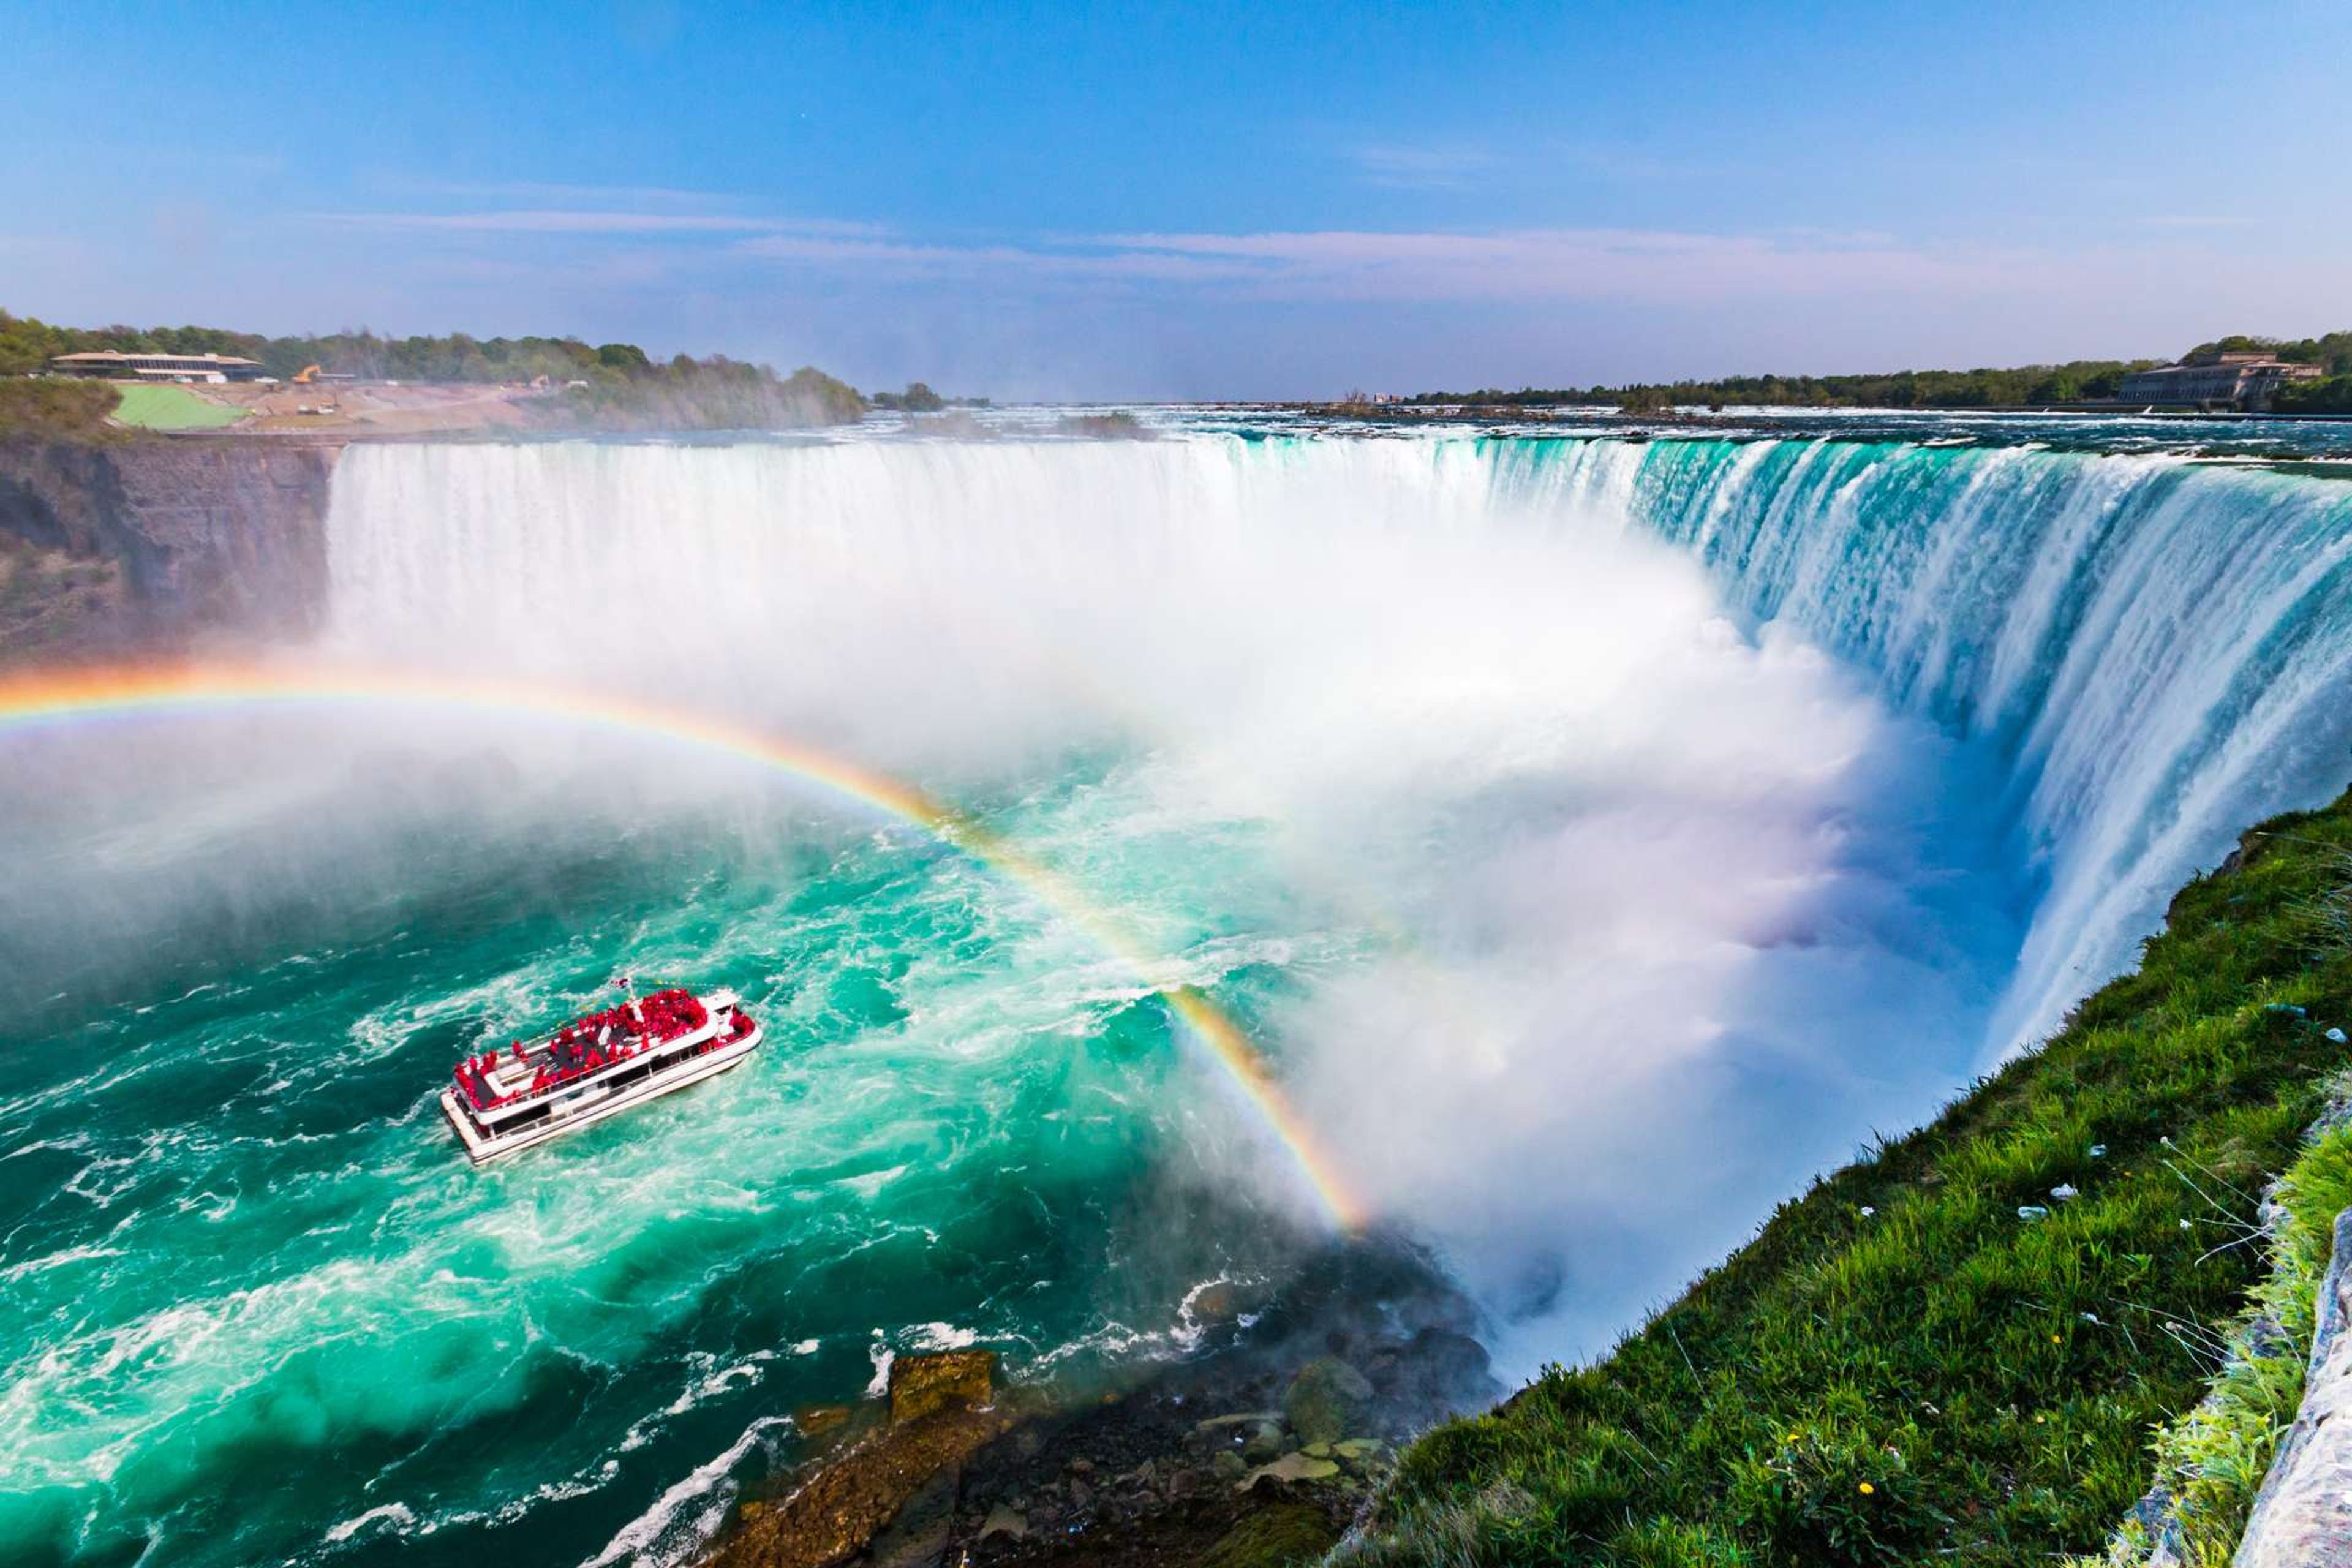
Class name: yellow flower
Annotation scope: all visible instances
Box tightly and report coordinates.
[2051,1333,2062,1343]
[1858,1482,1875,1496]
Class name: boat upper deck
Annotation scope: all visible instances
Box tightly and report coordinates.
[450,987,754,1123]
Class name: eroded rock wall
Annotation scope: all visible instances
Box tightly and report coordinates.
[0,437,339,663]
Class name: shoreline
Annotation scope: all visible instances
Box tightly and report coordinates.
[698,1238,1498,1568]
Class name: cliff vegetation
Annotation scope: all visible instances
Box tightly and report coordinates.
[1408,330,2352,412]
[1,308,872,430]
[0,377,123,439]
[1347,791,2352,1566]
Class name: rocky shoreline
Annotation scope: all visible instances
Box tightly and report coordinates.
[706,1245,1500,1568]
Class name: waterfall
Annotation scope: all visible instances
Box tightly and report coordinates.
[326,434,2352,1058]
[326,435,2352,1062]
[1490,437,2352,1048]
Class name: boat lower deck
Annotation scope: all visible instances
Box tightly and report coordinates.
[440,1023,763,1163]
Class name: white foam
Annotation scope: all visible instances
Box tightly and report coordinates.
[582,1414,794,1568]
[324,1501,417,1544]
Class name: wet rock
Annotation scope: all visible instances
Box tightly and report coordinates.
[1191,1281,1240,1323]
[1064,1456,1095,1477]
[1066,1477,1095,1513]
[1284,1357,1373,1446]
[866,1466,956,1568]
[978,1504,1027,1542]
[1165,1466,1203,1499]
[1240,1452,1341,1490]
[796,1403,853,1439]
[1195,1502,1342,1568]
[1380,1328,1499,1427]
[707,1402,1011,1568]
[1240,1422,1286,1463]
[888,1350,997,1425]
[1210,1450,1248,1483]
[1194,1410,1282,1432]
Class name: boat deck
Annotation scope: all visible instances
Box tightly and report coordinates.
[441,986,761,1163]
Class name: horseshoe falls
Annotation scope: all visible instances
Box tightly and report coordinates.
[3,426,2348,1567]
[1490,435,2352,1053]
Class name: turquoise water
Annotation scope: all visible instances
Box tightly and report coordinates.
[6,426,2350,1566]
[4,752,1332,1567]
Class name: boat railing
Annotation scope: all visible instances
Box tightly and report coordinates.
[451,996,756,1118]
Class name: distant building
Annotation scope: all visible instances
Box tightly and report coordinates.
[48,350,268,384]
[2119,348,2323,410]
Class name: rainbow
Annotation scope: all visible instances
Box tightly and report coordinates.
[0,660,1365,1229]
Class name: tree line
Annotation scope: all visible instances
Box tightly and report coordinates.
[1403,330,2352,413]
[0,309,872,428]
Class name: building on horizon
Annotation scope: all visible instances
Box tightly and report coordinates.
[2118,348,2323,411]
[48,350,268,384]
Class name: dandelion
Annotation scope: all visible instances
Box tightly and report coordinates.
[1858,1482,1875,1496]
[2051,1333,2062,1343]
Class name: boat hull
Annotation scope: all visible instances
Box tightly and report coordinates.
[439,1025,763,1164]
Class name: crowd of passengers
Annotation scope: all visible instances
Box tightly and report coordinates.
[452,989,752,1109]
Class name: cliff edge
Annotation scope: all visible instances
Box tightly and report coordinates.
[0,437,339,663]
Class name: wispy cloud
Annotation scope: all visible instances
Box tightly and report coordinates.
[312,209,885,236]
[385,179,741,209]
[2133,213,2258,230]
[724,222,2040,304]
[1348,138,1717,191]
[300,203,2070,313]
[1087,226,2015,302]
[1351,144,1500,191]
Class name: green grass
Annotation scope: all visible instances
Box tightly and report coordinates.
[2076,1098,2352,1567]
[1348,795,2352,1567]
[107,382,247,429]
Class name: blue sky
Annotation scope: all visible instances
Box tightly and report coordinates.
[4,1,2348,398]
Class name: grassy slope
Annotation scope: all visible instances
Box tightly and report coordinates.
[1351,793,2352,1567]
[108,383,247,430]
[2085,1107,2352,1566]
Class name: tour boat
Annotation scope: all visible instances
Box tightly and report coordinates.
[439,985,763,1164]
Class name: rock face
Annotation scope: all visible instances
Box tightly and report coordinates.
[0,437,339,662]
[2234,1206,2352,1567]
[1282,1357,1373,1447]
[888,1350,997,1425]
[709,1401,1012,1568]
